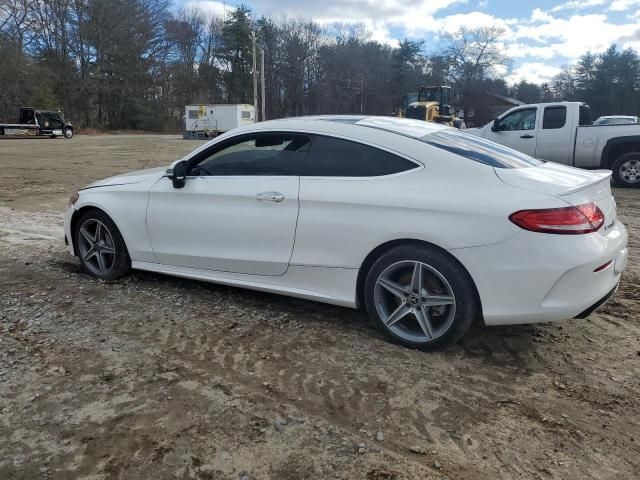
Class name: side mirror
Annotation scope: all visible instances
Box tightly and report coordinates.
[168,160,188,189]
[490,119,500,132]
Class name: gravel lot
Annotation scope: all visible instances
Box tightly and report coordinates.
[1,134,639,480]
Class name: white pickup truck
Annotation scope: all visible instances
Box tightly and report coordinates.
[469,102,640,187]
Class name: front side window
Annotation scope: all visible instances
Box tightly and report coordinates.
[190,133,310,176]
[543,106,567,129]
[302,135,418,177]
[37,112,64,129]
[497,108,537,131]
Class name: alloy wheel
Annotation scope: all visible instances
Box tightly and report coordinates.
[374,260,456,343]
[620,159,640,184]
[77,219,116,276]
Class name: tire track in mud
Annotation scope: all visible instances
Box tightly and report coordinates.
[149,313,521,450]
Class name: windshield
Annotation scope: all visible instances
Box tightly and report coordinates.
[421,129,545,169]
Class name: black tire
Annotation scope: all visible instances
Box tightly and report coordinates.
[63,127,73,139]
[611,153,640,188]
[74,209,131,280]
[364,244,479,351]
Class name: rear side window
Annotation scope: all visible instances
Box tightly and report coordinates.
[303,135,417,177]
[579,105,592,126]
[421,130,544,169]
[543,106,566,129]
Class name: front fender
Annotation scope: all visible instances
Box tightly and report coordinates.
[70,186,155,263]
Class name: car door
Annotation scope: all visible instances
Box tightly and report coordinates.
[146,132,310,276]
[291,134,422,269]
[535,105,572,165]
[483,107,539,157]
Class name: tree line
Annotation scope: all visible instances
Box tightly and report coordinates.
[1,0,639,131]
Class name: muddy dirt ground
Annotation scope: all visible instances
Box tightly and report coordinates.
[0,135,638,480]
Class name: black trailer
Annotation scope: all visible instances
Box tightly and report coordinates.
[0,108,74,138]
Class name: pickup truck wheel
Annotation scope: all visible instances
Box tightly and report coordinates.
[611,153,640,188]
[63,127,73,139]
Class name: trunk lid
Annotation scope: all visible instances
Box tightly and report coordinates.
[495,162,617,235]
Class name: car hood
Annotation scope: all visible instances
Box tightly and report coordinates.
[81,166,166,190]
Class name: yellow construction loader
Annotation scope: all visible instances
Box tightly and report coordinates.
[402,86,465,128]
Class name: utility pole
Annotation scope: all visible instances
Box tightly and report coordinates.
[260,47,266,121]
[251,31,258,120]
[359,74,364,114]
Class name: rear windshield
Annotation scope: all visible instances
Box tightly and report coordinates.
[421,129,544,169]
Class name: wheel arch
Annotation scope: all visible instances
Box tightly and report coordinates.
[355,238,483,320]
[600,136,640,168]
[70,204,130,257]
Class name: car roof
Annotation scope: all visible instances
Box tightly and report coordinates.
[246,115,450,139]
[597,115,637,119]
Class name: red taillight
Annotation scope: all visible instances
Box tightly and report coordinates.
[509,202,604,235]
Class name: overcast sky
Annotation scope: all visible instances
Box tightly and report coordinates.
[182,0,640,84]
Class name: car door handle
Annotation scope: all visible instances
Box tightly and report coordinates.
[520,134,534,139]
[256,191,285,203]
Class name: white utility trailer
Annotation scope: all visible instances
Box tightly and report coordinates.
[184,104,255,139]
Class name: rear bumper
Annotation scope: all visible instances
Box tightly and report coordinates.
[450,220,628,326]
[574,284,618,319]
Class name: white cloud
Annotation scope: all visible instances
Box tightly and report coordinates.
[477,0,488,8]
[367,22,401,47]
[512,13,640,59]
[505,62,563,84]
[551,0,606,13]
[610,0,640,11]
[398,10,514,36]
[246,0,467,26]
[505,43,557,60]
[531,8,554,22]
[185,1,228,17]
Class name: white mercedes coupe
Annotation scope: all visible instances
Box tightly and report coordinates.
[64,116,629,350]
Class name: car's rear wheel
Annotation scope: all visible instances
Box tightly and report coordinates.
[364,245,478,351]
[611,153,640,188]
[75,210,130,280]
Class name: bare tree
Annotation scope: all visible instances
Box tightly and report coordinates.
[442,26,508,83]
[441,26,509,123]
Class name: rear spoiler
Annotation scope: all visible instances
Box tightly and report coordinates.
[559,170,611,196]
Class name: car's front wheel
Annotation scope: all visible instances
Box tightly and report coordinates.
[364,245,478,351]
[75,210,131,280]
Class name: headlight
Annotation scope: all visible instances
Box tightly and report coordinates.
[69,192,79,206]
